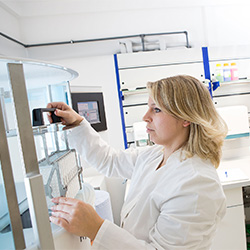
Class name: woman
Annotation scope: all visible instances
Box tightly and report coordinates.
[48,75,228,249]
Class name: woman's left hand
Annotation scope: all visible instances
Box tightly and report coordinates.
[50,197,104,241]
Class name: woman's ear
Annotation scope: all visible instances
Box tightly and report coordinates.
[183,120,191,127]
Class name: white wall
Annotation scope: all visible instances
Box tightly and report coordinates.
[0,5,26,57]
[0,5,20,39]
[53,55,124,149]
[204,4,250,47]
[15,2,250,51]
[20,6,203,46]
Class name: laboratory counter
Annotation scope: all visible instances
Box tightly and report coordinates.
[212,156,250,250]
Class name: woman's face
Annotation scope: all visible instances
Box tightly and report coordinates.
[143,97,189,148]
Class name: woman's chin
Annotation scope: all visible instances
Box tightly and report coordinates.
[149,136,155,144]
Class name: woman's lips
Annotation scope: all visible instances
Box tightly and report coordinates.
[146,127,154,133]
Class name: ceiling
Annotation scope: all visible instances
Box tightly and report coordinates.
[0,0,247,18]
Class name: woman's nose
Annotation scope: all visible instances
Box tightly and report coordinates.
[143,111,151,122]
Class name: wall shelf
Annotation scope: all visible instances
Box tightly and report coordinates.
[122,88,148,96]
[218,78,250,86]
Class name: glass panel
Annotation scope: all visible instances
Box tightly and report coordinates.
[0,62,17,250]
[0,163,15,250]
[35,125,79,211]
[50,84,68,103]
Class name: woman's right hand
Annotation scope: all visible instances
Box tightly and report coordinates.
[47,102,83,126]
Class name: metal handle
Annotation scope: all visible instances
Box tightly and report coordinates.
[32,108,61,126]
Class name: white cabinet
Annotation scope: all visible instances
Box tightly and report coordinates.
[116,48,204,147]
[212,186,247,250]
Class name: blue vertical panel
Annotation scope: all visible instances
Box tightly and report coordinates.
[113,54,128,149]
[202,47,212,97]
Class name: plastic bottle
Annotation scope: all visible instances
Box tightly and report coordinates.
[223,63,231,82]
[230,62,239,81]
[214,63,224,82]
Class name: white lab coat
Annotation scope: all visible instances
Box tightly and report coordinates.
[68,119,226,250]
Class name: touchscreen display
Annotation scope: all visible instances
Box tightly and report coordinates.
[77,101,100,124]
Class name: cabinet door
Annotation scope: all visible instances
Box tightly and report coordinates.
[123,105,148,127]
[212,205,246,250]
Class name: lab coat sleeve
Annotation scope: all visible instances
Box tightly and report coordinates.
[67,119,144,179]
[92,220,158,250]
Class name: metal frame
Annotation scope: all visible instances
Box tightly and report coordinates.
[7,63,55,249]
[0,90,25,249]
[0,31,191,49]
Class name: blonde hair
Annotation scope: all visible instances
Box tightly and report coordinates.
[147,75,228,168]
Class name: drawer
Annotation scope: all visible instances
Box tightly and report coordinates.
[124,105,148,127]
[224,187,243,207]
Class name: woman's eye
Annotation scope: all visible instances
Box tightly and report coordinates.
[154,108,161,113]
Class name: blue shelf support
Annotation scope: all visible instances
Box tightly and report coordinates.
[113,54,128,149]
[202,46,220,97]
[202,47,213,97]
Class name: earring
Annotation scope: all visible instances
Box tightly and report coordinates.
[183,121,191,127]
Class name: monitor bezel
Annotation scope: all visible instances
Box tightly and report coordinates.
[71,92,107,132]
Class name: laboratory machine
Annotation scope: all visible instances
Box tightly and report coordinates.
[0,56,93,249]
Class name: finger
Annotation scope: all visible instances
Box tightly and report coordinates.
[50,215,69,230]
[47,114,52,123]
[47,111,54,123]
[47,102,66,109]
[54,109,66,118]
[61,119,67,125]
[51,211,71,222]
[51,204,73,214]
[51,196,79,205]
[46,103,52,109]
[47,109,61,124]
